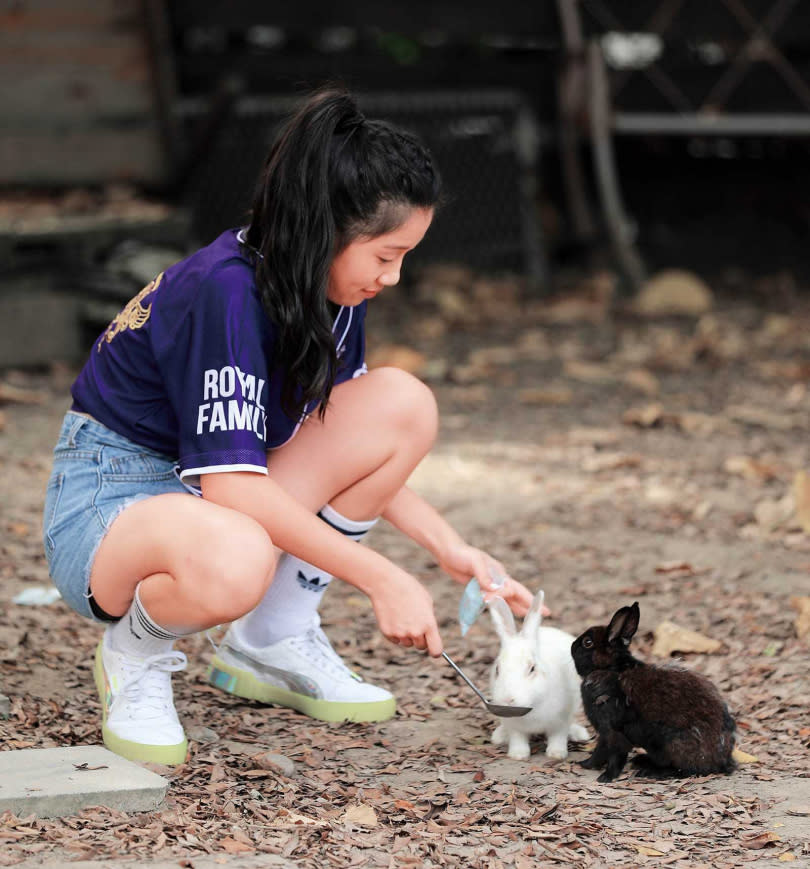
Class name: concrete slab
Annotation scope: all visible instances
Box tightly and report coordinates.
[0,746,168,818]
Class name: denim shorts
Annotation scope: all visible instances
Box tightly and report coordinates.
[42,411,190,622]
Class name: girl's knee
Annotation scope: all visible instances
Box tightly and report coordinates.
[369,367,438,445]
[195,517,276,621]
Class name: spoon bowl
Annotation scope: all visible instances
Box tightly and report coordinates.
[442,651,531,718]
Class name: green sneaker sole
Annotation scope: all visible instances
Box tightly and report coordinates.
[207,654,396,723]
[93,643,188,766]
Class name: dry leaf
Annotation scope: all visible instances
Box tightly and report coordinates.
[740,831,780,850]
[366,345,427,375]
[732,748,759,764]
[341,804,378,827]
[651,621,722,657]
[793,471,810,533]
[623,368,660,396]
[790,596,810,640]
[623,403,664,427]
[778,853,798,861]
[564,360,616,384]
[724,455,780,483]
[635,845,667,857]
[727,405,799,431]
[219,836,253,854]
[518,387,573,406]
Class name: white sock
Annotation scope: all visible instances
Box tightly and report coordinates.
[239,503,377,647]
[107,583,191,658]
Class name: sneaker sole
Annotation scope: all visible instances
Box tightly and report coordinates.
[93,643,188,766]
[207,654,396,723]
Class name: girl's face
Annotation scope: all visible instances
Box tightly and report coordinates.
[327,207,434,306]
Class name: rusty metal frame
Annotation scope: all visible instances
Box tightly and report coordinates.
[557,0,810,289]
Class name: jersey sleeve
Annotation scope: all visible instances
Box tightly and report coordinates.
[157,264,272,481]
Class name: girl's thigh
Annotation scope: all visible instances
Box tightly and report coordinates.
[44,412,271,622]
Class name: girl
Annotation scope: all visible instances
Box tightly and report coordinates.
[43,86,533,766]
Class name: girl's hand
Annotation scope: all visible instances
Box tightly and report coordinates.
[437,542,547,619]
[368,569,443,656]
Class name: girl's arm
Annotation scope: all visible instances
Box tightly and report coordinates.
[201,471,443,654]
[382,486,534,617]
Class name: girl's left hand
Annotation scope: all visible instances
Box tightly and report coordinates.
[437,543,546,619]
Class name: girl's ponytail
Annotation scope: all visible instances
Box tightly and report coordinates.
[246,86,441,420]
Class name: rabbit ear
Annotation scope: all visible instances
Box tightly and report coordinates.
[607,602,640,645]
[521,589,545,636]
[488,596,516,639]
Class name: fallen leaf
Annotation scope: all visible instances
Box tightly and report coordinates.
[724,455,780,483]
[790,597,810,640]
[793,471,810,533]
[341,804,378,827]
[740,831,780,850]
[366,345,427,374]
[518,387,573,406]
[732,748,759,764]
[651,621,722,657]
[778,853,798,861]
[786,806,810,816]
[623,368,660,396]
[623,403,664,427]
[219,836,253,854]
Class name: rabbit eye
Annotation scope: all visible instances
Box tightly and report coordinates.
[582,637,594,649]
[494,664,500,677]
[528,663,536,675]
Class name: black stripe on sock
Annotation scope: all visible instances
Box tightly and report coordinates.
[317,511,366,538]
[134,602,176,640]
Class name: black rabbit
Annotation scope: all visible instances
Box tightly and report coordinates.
[570,603,736,782]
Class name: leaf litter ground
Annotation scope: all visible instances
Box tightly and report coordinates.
[1,267,809,867]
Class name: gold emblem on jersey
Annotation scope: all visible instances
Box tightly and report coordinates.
[97,272,163,351]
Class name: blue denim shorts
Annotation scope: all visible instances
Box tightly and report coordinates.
[42,411,190,622]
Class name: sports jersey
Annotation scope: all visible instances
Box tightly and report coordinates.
[71,229,367,482]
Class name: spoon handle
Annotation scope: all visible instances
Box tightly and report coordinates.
[442,651,488,705]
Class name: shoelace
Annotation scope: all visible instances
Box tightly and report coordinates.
[116,651,188,719]
[290,625,357,681]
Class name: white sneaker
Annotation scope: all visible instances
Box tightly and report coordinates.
[94,630,188,765]
[207,617,396,723]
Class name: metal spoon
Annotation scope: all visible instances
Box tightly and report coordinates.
[441,651,531,718]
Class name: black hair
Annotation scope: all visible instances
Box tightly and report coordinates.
[245,85,442,420]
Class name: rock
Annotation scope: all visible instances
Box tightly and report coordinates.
[635,269,713,317]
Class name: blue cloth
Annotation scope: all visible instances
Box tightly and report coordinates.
[43,412,189,621]
[71,229,367,482]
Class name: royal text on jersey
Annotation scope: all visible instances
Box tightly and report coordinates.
[196,366,267,440]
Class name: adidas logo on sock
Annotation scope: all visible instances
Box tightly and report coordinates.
[297,570,328,593]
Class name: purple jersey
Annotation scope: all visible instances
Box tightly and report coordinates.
[72,229,367,482]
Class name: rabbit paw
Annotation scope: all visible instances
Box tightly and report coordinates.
[545,737,569,760]
[507,734,531,760]
[492,724,508,746]
[568,723,590,742]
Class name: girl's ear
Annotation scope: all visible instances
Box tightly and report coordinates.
[488,596,516,640]
[521,589,545,637]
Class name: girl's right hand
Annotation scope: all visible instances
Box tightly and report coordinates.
[369,570,443,657]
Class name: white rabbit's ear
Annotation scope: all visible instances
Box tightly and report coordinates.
[522,590,545,636]
[488,596,516,639]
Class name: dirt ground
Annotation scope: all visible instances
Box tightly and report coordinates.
[1,265,809,867]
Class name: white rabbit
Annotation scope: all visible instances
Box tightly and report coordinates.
[488,591,589,761]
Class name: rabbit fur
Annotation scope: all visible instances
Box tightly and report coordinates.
[488,591,589,760]
[571,602,736,782]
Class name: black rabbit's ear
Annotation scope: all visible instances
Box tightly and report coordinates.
[607,602,640,645]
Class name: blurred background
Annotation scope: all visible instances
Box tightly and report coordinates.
[1,0,809,368]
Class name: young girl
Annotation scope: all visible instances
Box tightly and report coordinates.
[43,86,533,766]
